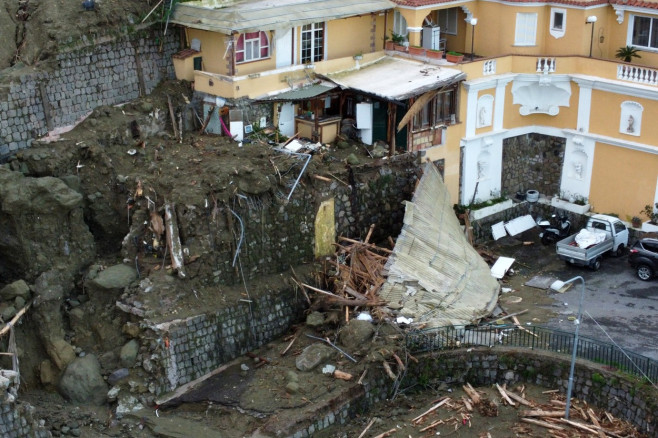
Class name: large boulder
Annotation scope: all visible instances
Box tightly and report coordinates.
[86,264,137,306]
[59,355,108,405]
[0,280,31,301]
[0,168,95,282]
[338,320,375,351]
[119,340,139,368]
[295,343,335,372]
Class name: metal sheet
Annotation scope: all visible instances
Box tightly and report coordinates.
[504,214,536,236]
[172,0,396,34]
[490,257,515,279]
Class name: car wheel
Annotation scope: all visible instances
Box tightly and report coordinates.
[636,264,654,281]
[614,244,625,257]
[590,258,601,271]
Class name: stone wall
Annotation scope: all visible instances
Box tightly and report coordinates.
[502,133,565,198]
[0,26,179,159]
[0,372,51,438]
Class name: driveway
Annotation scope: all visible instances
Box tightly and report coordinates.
[488,232,658,361]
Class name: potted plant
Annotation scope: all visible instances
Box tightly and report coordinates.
[391,32,407,52]
[353,52,363,61]
[384,35,394,51]
[631,216,642,228]
[615,45,641,63]
[408,45,425,57]
[426,49,443,60]
[446,51,464,63]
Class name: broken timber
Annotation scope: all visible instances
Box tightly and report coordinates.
[165,203,186,279]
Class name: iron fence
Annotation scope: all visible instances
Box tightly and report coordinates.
[405,324,658,382]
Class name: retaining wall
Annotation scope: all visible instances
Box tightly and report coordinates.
[0,372,51,438]
[0,26,179,159]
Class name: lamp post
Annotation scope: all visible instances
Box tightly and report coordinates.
[550,276,585,419]
[586,16,597,57]
[470,18,478,61]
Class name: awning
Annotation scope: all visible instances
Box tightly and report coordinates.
[256,82,337,102]
[320,56,465,102]
[171,0,395,34]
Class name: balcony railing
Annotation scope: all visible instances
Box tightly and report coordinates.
[536,57,556,73]
[483,59,496,75]
[617,64,658,86]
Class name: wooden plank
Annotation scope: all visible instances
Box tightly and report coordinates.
[521,418,565,431]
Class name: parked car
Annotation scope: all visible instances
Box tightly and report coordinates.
[629,238,658,281]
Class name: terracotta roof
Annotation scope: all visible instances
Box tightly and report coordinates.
[610,0,658,8]
[172,48,200,59]
[393,0,620,6]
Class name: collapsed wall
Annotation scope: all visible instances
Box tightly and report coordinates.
[0,370,50,438]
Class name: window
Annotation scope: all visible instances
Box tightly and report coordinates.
[393,11,408,38]
[614,221,627,234]
[235,31,270,63]
[631,15,658,49]
[515,13,537,46]
[438,8,457,35]
[301,22,325,64]
[550,9,566,39]
[412,88,456,131]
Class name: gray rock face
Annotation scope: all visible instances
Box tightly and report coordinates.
[338,320,375,350]
[305,311,325,327]
[295,343,335,372]
[58,355,108,405]
[120,339,139,367]
[88,264,137,291]
[0,280,30,300]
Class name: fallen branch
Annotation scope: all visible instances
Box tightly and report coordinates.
[357,418,376,438]
[521,410,565,418]
[558,418,601,435]
[165,203,186,279]
[463,383,481,405]
[505,388,534,407]
[495,383,516,406]
[333,369,353,381]
[420,419,445,432]
[280,332,298,356]
[411,397,450,424]
[0,302,32,338]
[521,418,565,431]
[382,360,396,380]
[372,428,397,438]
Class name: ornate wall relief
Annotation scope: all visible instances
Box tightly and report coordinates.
[619,101,642,137]
[476,94,494,128]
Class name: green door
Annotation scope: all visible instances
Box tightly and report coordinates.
[395,103,407,150]
[372,100,387,142]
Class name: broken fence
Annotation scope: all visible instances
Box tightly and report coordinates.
[406,324,658,383]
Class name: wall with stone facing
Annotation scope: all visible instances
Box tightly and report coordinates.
[502,133,565,198]
[0,26,179,159]
[0,372,51,438]
[403,348,657,435]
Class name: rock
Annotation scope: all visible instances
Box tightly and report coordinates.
[0,280,30,300]
[338,320,374,350]
[295,344,335,372]
[48,338,77,371]
[346,153,360,165]
[39,360,57,386]
[107,386,120,402]
[337,141,350,150]
[108,368,130,386]
[305,311,325,327]
[115,394,145,418]
[14,296,25,309]
[98,351,120,373]
[285,381,299,393]
[122,322,140,338]
[1,305,16,321]
[120,340,139,367]
[58,355,108,405]
[371,144,388,158]
[88,264,137,291]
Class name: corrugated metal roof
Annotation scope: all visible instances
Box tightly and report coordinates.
[321,57,465,101]
[257,83,336,101]
[171,0,396,34]
[378,162,499,328]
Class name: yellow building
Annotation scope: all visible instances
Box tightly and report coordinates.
[170,0,658,225]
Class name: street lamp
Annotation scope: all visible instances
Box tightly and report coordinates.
[550,276,585,420]
[586,16,597,57]
[470,18,478,61]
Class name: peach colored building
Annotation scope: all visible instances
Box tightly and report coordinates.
[170,0,658,225]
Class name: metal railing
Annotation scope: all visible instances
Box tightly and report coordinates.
[406,325,658,382]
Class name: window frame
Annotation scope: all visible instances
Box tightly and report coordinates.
[393,11,408,39]
[301,22,325,64]
[515,12,538,46]
[629,14,658,50]
[549,8,566,39]
[437,8,458,35]
[411,87,457,133]
[235,31,270,64]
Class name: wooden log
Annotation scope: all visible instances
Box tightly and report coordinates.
[165,203,186,278]
[357,418,376,438]
[496,383,516,406]
[521,410,566,418]
[558,418,601,435]
[199,105,216,134]
[586,408,607,438]
[333,369,353,381]
[372,428,397,438]
[411,397,450,424]
[382,360,396,380]
[0,302,31,338]
[280,332,298,356]
[420,419,445,432]
[461,396,473,412]
[463,383,481,405]
[521,418,565,431]
[505,388,534,407]
[312,174,332,182]
[167,95,179,139]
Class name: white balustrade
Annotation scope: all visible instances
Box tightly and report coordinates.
[483,59,496,75]
[536,57,556,73]
[617,64,658,86]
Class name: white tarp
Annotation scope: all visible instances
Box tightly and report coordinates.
[378,162,500,328]
[575,228,606,248]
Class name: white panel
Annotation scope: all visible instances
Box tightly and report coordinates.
[491,257,515,279]
[491,221,507,240]
[275,29,293,68]
[360,128,373,146]
[504,215,536,236]
[230,121,244,141]
[203,104,221,135]
[278,102,294,137]
[356,103,373,128]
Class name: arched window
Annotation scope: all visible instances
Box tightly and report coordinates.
[236,31,270,63]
